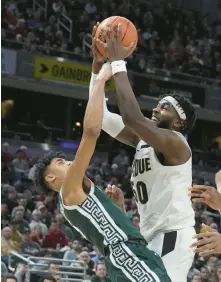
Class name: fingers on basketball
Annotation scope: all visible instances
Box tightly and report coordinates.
[96,38,107,48]
[116,24,122,41]
[92,37,96,49]
[92,22,100,36]
[125,41,135,51]
[106,24,112,41]
[94,16,138,58]
[92,26,96,37]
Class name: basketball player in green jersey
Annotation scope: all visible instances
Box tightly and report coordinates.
[33,63,171,282]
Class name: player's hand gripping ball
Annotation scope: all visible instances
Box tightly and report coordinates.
[94,16,138,59]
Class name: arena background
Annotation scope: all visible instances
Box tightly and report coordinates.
[1,0,221,281]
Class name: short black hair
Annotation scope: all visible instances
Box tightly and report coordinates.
[33,151,65,193]
[161,94,196,135]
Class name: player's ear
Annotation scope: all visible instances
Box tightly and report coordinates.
[173,118,184,131]
[45,174,56,184]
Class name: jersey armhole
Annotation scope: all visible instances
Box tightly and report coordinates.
[60,181,95,210]
[173,131,192,157]
[152,132,192,168]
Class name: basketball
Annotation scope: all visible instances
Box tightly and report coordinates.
[95,16,138,59]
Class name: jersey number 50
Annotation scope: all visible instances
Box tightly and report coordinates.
[131,181,148,204]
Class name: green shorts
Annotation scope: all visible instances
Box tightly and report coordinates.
[104,241,171,282]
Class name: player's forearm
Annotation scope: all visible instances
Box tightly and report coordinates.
[113,72,162,144]
[84,78,105,136]
[92,59,103,74]
[113,72,144,125]
[89,72,125,138]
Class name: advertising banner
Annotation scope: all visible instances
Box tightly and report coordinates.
[34,56,115,92]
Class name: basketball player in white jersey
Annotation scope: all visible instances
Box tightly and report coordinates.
[90,23,197,281]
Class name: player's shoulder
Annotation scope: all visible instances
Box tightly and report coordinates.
[172,130,186,140]
[172,131,191,148]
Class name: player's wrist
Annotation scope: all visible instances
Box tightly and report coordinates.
[92,59,103,74]
[111,60,127,75]
[95,76,106,84]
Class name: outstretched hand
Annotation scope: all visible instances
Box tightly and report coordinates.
[190,224,221,257]
[96,24,134,62]
[104,184,125,213]
[188,185,221,212]
[92,22,105,64]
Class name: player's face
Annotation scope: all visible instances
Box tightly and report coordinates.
[151,101,180,130]
[46,158,72,191]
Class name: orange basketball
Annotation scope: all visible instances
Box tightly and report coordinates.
[95,16,138,59]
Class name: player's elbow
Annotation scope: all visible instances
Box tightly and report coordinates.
[122,113,142,129]
[121,114,134,127]
[84,126,100,138]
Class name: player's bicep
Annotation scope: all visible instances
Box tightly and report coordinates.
[115,126,140,147]
[128,117,170,149]
[62,134,97,196]
[128,116,189,159]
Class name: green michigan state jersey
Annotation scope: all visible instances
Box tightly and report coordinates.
[59,182,144,255]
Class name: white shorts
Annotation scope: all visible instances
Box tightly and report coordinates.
[147,227,196,282]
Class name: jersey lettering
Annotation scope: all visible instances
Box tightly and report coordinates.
[132,158,151,177]
[131,138,195,241]
[131,181,148,204]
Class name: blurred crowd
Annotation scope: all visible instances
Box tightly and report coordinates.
[1,142,221,282]
[1,0,221,78]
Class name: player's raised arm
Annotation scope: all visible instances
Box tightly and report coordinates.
[62,62,112,201]
[113,74,190,162]
[97,24,194,163]
[91,23,139,148]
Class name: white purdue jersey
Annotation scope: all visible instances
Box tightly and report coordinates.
[130,131,195,242]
